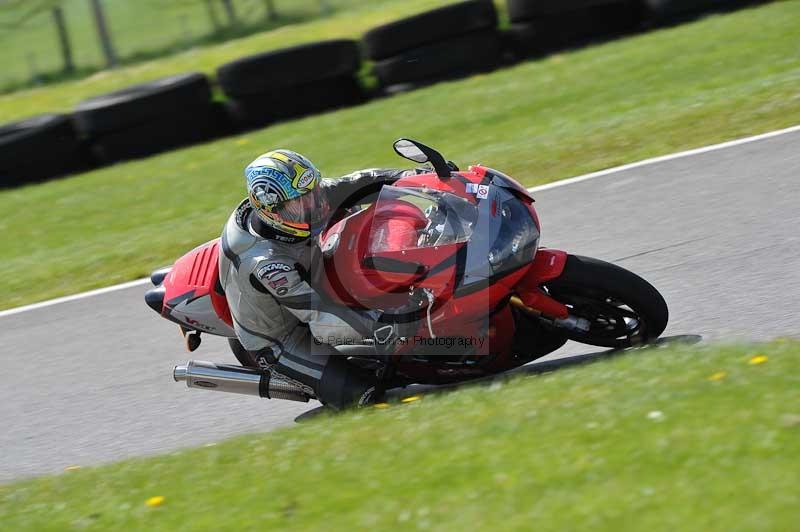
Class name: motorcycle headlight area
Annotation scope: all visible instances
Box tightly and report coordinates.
[488,197,540,274]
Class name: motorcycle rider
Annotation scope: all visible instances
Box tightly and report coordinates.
[219,149,414,410]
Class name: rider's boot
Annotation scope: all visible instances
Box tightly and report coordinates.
[317,355,379,410]
[258,333,379,410]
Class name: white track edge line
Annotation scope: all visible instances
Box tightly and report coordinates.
[2,123,798,319]
[528,124,800,193]
[0,278,150,318]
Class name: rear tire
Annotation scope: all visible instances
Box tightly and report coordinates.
[228,338,257,368]
[544,255,668,348]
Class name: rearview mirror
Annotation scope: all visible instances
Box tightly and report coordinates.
[393,139,428,163]
[392,138,452,179]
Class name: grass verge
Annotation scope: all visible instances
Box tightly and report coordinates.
[1,340,797,530]
[1,1,799,310]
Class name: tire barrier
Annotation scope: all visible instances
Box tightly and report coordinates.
[507,0,615,21]
[504,0,644,58]
[0,0,770,188]
[73,73,223,164]
[89,102,231,164]
[0,113,89,188]
[225,75,365,129]
[366,0,500,92]
[643,0,761,22]
[217,40,364,129]
[363,0,497,61]
[373,29,502,89]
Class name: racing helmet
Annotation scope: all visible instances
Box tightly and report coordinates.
[245,149,329,240]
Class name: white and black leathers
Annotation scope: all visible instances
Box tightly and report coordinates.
[218,169,412,408]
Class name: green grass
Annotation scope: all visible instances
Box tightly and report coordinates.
[1,340,797,530]
[1,0,799,310]
[0,0,477,120]
[0,0,437,95]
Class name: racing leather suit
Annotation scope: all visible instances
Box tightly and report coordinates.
[218,169,412,409]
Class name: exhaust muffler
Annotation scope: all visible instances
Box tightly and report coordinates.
[173,360,313,402]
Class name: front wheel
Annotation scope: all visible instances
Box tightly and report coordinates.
[544,255,668,349]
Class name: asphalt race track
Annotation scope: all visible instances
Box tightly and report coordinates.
[2,129,798,482]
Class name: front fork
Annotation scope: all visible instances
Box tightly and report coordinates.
[512,249,590,333]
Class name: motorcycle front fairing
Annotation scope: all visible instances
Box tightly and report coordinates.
[319,186,474,310]
[419,177,540,360]
[319,176,541,360]
[363,186,477,294]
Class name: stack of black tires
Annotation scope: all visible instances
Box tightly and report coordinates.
[364,0,501,93]
[217,40,365,130]
[0,0,768,189]
[643,0,758,23]
[73,73,225,165]
[504,0,644,58]
[0,114,88,188]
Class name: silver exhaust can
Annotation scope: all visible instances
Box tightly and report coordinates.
[173,360,312,402]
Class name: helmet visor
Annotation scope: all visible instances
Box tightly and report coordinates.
[272,186,329,229]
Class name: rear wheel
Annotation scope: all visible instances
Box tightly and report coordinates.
[544,255,668,348]
[228,338,257,368]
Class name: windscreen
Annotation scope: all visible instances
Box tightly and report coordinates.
[367,187,478,254]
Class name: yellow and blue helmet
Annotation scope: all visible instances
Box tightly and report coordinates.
[245,149,327,240]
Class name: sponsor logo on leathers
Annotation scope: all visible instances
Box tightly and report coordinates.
[256,263,292,280]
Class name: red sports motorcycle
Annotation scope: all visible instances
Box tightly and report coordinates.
[146,139,668,404]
